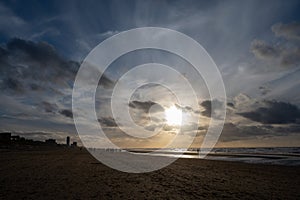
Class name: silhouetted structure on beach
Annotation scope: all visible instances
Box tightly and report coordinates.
[0,132,11,142]
[11,135,20,141]
[0,132,80,149]
[45,139,57,145]
[66,136,70,146]
[71,141,77,147]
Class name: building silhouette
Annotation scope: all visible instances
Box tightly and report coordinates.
[0,132,78,148]
[66,136,70,146]
[45,139,57,145]
[71,141,77,147]
[11,135,20,141]
[0,132,11,142]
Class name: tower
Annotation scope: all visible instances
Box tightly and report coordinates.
[66,136,70,146]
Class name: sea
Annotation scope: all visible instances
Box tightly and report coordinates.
[127,147,300,166]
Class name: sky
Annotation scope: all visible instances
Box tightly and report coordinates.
[0,0,300,148]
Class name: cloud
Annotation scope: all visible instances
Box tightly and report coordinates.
[0,38,114,119]
[78,61,115,89]
[99,74,115,89]
[1,1,299,147]
[251,21,300,69]
[227,102,234,108]
[0,38,84,131]
[98,117,117,127]
[220,123,274,142]
[272,22,300,41]
[0,38,114,93]
[219,122,300,143]
[3,77,23,92]
[7,38,64,66]
[250,39,280,60]
[39,101,58,113]
[129,100,164,113]
[258,86,271,95]
[127,100,166,129]
[0,38,78,94]
[59,109,73,119]
[238,100,300,124]
[29,28,61,40]
[96,30,119,39]
[200,100,213,117]
[175,104,193,112]
[200,99,224,118]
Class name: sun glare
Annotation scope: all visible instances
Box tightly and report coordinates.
[165,106,182,126]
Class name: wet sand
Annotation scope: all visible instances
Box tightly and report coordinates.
[0,148,299,199]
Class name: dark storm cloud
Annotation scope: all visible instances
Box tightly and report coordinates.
[238,100,300,124]
[0,38,116,137]
[7,38,64,66]
[98,117,117,127]
[0,38,77,94]
[59,109,73,119]
[272,22,300,41]
[200,100,212,117]
[129,100,164,113]
[0,38,113,93]
[200,99,224,118]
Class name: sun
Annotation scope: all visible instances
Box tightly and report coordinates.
[165,106,182,126]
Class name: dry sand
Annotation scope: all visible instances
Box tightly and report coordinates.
[0,148,299,199]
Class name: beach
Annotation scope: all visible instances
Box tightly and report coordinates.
[0,148,299,199]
